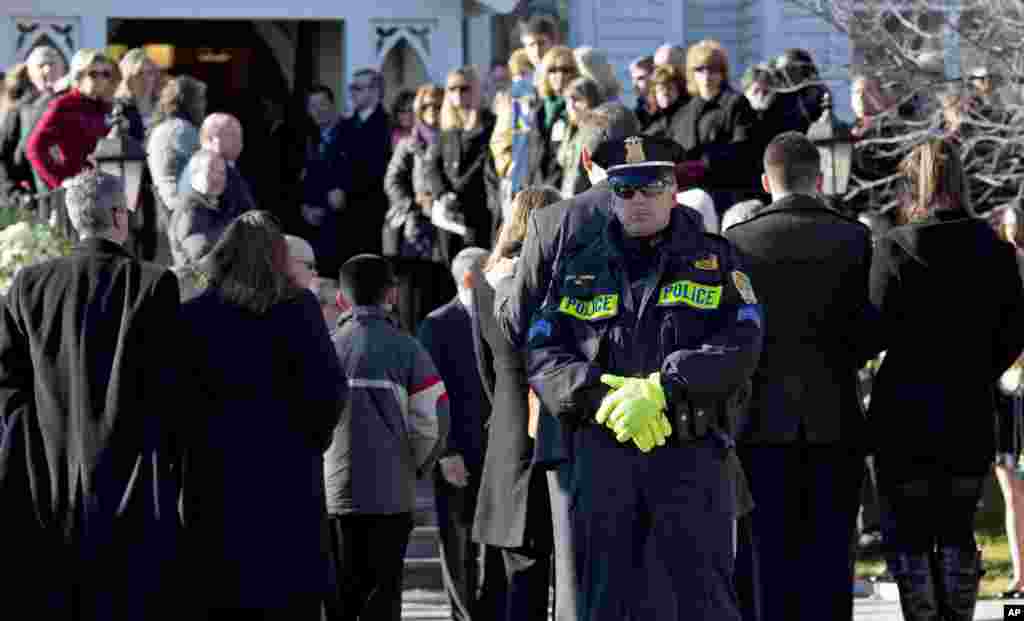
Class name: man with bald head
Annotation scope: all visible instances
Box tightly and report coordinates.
[0,46,66,209]
[179,112,256,220]
[654,43,686,72]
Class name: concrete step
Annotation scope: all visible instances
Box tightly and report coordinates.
[414,478,437,527]
[407,525,440,559]
[403,556,444,591]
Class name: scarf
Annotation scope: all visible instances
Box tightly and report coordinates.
[542,96,566,136]
[413,122,438,148]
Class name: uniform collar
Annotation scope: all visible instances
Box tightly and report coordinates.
[601,207,703,262]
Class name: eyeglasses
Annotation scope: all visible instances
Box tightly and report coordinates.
[86,70,114,80]
[547,66,576,75]
[693,65,719,75]
[609,178,674,200]
[349,84,375,92]
[447,84,471,94]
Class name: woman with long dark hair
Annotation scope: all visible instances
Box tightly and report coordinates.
[472,186,561,621]
[147,75,207,265]
[181,211,345,619]
[383,83,444,260]
[869,139,1024,620]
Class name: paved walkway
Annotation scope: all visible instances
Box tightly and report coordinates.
[398,589,1015,620]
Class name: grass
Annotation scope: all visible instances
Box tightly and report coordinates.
[854,474,1017,599]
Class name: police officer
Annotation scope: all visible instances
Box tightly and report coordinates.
[526,135,764,620]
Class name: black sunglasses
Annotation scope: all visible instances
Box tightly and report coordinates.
[609,178,673,200]
[547,65,576,75]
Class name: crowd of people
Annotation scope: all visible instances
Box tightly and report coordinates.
[1,10,1024,621]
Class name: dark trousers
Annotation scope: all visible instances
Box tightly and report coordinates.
[501,547,551,621]
[326,512,413,621]
[547,463,577,621]
[737,444,863,621]
[435,473,506,621]
[734,514,762,621]
[878,471,984,554]
[572,426,739,621]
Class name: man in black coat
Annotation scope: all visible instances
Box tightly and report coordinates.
[0,170,183,620]
[418,248,505,621]
[724,132,881,621]
[339,68,391,261]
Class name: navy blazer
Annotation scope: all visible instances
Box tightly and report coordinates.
[418,298,489,472]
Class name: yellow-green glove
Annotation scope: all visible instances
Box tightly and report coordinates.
[595,373,669,427]
[607,396,666,452]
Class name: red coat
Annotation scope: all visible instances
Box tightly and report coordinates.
[26,89,111,189]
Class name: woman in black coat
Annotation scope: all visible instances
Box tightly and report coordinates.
[470,187,559,621]
[427,66,498,262]
[869,139,1024,621]
[669,39,757,210]
[181,211,346,618]
[383,83,444,260]
[642,64,689,139]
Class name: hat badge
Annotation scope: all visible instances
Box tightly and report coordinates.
[624,136,646,164]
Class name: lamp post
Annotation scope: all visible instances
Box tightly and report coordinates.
[91,102,147,214]
[806,91,854,212]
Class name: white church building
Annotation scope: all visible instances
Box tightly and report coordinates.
[1,0,959,119]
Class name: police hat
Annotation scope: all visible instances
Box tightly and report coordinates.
[595,135,686,178]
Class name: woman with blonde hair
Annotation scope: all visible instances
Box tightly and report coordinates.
[383,83,445,259]
[535,46,578,187]
[573,46,621,102]
[556,77,604,197]
[427,66,497,262]
[114,48,161,130]
[473,186,562,621]
[671,39,757,206]
[868,138,1024,620]
[26,49,120,190]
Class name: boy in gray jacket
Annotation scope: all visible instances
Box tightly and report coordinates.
[324,254,450,621]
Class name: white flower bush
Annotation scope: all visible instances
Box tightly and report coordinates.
[0,221,72,295]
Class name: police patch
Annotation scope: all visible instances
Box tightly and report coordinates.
[528,319,552,341]
[559,294,619,320]
[656,280,722,309]
[737,305,761,328]
[694,254,719,271]
[732,271,757,304]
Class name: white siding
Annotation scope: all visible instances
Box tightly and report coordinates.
[686,0,743,70]
[575,0,684,104]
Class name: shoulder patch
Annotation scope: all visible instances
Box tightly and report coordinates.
[528,318,553,341]
[732,271,757,304]
[694,254,719,271]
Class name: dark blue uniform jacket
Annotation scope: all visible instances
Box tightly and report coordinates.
[527,208,764,431]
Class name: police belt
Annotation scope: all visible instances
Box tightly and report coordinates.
[586,401,733,447]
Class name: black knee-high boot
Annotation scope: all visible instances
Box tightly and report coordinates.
[889,552,940,621]
[933,546,980,621]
